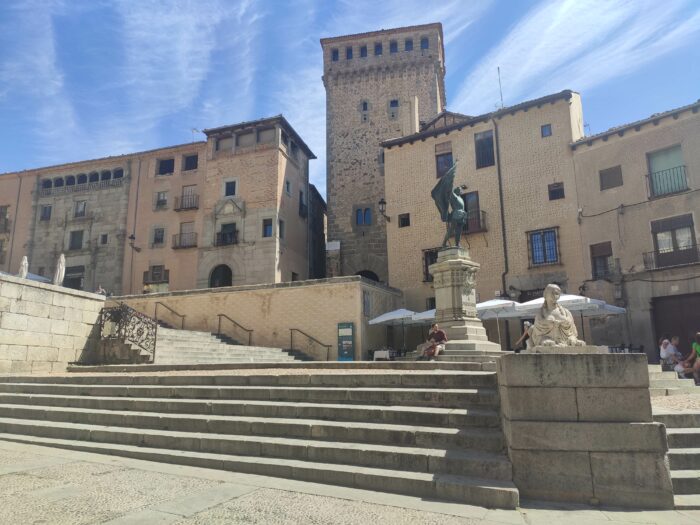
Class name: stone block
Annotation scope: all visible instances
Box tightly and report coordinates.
[507,421,668,452]
[523,345,607,354]
[27,347,58,362]
[72,337,89,351]
[51,334,75,350]
[51,319,70,335]
[5,345,28,361]
[500,386,577,421]
[52,293,75,308]
[68,321,90,338]
[498,353,649,388]
[10,300,51,318]
[32,317,53,334]
[510,450,594,503]
[0,359,12,373]
[590,452,674,509]
[31,361,53,374]
[0,296,11,310]
[58,347,78,362]
[0,313,28,331]
[51,306,65,320]
[63,307,85,322]
[0,329,52,347]
[82,310,98,323]
[0,282,22,299]
[51,362,69,373]
[21,286,52,304]
[10,361,32,373]
[576,387,652,422]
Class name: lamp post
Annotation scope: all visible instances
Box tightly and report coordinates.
[378,198,390,222]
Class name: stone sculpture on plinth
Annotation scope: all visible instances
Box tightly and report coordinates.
[53,253,65,286]
[17,256,28,279]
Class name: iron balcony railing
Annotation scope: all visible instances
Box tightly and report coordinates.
[215,231,238,246]
[643,244,700,270]
[465,209,487,233]
[647,165,688,198]
[38,177,127,197]
[174,194,199,211]
[0,218,10,233]
[172,232,197,249]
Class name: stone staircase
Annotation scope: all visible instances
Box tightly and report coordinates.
[648,365,697,396]
[0,369,519,508]
[155,327,307,364]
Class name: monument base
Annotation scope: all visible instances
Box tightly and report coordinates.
[522,345,607,355]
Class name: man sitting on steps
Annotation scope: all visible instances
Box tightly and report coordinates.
[417,323,448,361]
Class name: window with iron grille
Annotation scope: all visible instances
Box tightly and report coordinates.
[155,191,167,209]
[183,154,198,171]
[40,205,52,221]
[599,165,623,190]
[69,230,84,251]
[528,228,559,266]
[548,182,565,200]
[398,213,410,228]
[74,200,87,218]
[153,228,165,245]
[590,241,613,279]
[422,248,439,282]
[475,130,495,169]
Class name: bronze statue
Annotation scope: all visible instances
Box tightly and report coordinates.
[430,160,467,247]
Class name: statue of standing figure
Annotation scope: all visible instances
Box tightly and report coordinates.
[430,160,468,247]
[53,253,66,286]
[528,284,586,347]
[17,256,28,279]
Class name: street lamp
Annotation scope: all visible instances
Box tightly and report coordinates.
[378,198,390,222]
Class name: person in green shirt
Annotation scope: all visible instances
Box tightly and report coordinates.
[681,333,700,384]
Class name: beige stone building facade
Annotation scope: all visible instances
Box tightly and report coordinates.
[0,116,324,296]
[321,23,446,283]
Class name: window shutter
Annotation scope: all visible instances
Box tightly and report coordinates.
[590,241,612,258]
[651,214,693,233]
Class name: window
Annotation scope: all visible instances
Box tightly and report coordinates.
[548,182,565,200]
[364,208,372,225]
[54,178,64,187]
[435,141,453,178]
[285,180,291,195]
[389,40,398,53]
[146,265,168,284]
[475,130,495,169]
[420,37,429,49]
[374,42,382,55]
[291,272,299,282]
[463,191,483,232]
[153,228,165,245]
[63,265,85,290]
[422,248,439,282]
[355,207,372,226]
[89,172,99,183]
[101,170,111,181]
[648,145,687,197]
[77,174,88,184]
[426,297,436,310]
[262,218,273,238]
[224,180,236,197]
[183,154,198,171]
[346,46,353,59]
[69,230,84,251]
[100,234,108,245]
[541,124,552,137]
[650,214,697,268]
[157,158,175,176]
[74,201,87,218]
[360,45,367,57]
[216,136,234,151]
[299,190,308,217]
[66,175,75,186]
[278,219,285,239]
[362,101,368,111]
[405,38,413,51]
[40,205,52,221]
[590,241,613,279]
[155,191,168,209]
[41,179,52,189]
[398,213,410,228]
[528,228,559,266]
[389,99,399,119]
[331,48,339,61]
[217,222,237,246]
[599,165,623,190]
[113,168,124,179]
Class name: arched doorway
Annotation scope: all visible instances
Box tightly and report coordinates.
[209,264,232,288]
[356,270,379,282]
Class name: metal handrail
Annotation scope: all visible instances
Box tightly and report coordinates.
[155,301,185,329]
[217,314,253,345]
[290,328,331,361]
[647,165,688,198]
[98,302,158,362]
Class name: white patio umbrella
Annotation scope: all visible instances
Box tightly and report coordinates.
[411,309,435,323]
[369,308,416,353]
[477,298,519,346]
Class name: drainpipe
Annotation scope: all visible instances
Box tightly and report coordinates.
[7,174,25,273]
[491,118,511,349]
[128,159,142,295]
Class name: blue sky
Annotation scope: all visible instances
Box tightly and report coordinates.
[1,0,699,198]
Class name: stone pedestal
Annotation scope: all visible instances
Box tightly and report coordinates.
[523,345,607,354]
[429,247,502,354]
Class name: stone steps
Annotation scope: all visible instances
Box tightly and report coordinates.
[672,470,700,495]
[0,370,517,508]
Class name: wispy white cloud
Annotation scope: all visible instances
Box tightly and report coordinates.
[453,0,700,115]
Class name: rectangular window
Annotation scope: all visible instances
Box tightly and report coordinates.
[590,241,613,279]
[426,297,436,310]
[405,38,413,51]
[422,248,439,282]
[100,233,108,245]
[155,191,168,209]
[463,191,483,232]
[74,200,87,218]
[183,154,198,171]
[374,42,382,55]
[529,228,559,266]
[278,219,285,239]
[541,124,552,137]
[388,99,399,120]
[475,130,495,169]
[216,136,234,152]
[157,158,175,175]
[153,227,165,245]
[262,218,273,238]
[398,213,410,228]
[148,265,166,283]
[648,145,687,197]
[69,230,84,251]
[649,214,697,269]
[224,180,236,197]
[360,45,367,58]
[285,180,291,195]
[548,182,565,200]
[291,272,299,282]
[331,48,339,61]
[420,37,429,49]
[346,46,353,59]
[435,152,453,178]
[40,205,52,221]
[599,165,623,190]
[0,206,7,219]
[389,40,398,53]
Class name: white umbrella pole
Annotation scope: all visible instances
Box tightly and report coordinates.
[497,314,502,348]
[580,311,586,342]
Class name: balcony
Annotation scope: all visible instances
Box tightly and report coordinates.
[174,194,199,211]
[0,218,10,233]
[643,244,700,270]
[215,231,238,246]
[143,269,170,284]
[172,232,197,249]
[592,257,621,280]
[648,165,688,198]
[464,210,486,234]
[155,200,168,210]
[38,177,126,197]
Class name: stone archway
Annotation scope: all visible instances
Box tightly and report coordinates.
[209,264,232,288]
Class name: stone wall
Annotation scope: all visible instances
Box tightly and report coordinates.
[0,274,105,373]
[113,276,401,360]
[498,353,674,509]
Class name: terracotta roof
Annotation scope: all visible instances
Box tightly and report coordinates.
[320,23,443,46]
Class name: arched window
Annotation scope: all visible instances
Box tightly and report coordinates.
[100,170,111,181]
[65,175,76,186]
[77,174,87,185]
[364,208,372,225]
[356,208,363,225]
[113,168,124,179]
[54,178,64,187]
[89,172,99,183]
[209,264,233,288]
[356,270,379,281]
[41,179,52,189]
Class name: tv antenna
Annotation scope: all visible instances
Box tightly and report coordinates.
[497,67,504,109]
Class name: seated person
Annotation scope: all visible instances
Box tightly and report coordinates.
[660,338,682,365]
[681,333,700,384]
[417,323,448,360]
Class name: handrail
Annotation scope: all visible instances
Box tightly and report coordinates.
[290,328,331,361]
[217,314,253,346]
[155,301,185,329]
[98,302,158,361]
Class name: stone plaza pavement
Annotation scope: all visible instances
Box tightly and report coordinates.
[0,439,699,525]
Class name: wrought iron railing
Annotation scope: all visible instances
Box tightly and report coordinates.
[643,244,700,270]
[290,328,331,361]
[174,194,199,211]
[465,209,486,233]
[99,303,157,360]
[172,232,197,249]
[217,314,253,345]
[39,177,126,197]
[647,165,688,198]
[155,301,185,329]
[215,231,238,246]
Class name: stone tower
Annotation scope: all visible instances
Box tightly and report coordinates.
[321,23,446,282]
